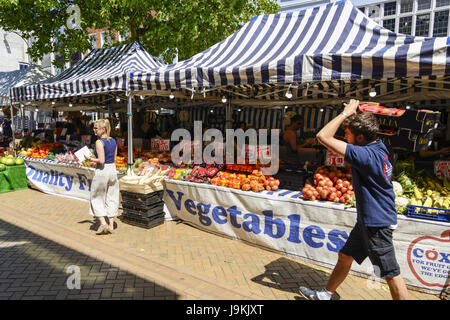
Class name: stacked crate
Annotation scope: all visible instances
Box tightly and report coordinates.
[120,190,165,229]
[370,107,441,152]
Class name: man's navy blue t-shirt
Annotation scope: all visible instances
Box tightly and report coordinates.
[344,140,397,227]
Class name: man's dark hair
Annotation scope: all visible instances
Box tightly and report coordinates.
[342,111,379,143]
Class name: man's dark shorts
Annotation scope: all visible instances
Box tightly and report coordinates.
[340,223,401,279]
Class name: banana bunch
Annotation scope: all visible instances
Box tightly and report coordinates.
[409,179,450,210]
[120,166,170,185]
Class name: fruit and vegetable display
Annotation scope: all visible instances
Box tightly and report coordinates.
[392,160,449,215]
[0,155,25,170]
[168,163,223,183]
[240,170,280,192]
[301,165,355,205]
[165,160,281,193]
[120,164,170,186]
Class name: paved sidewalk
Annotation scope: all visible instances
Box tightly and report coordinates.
[0,188,441,300]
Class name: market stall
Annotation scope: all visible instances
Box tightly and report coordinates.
[126,0,450,295]
[8,43,165,200]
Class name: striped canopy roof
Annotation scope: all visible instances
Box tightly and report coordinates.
[10,42,163,109]
[0,65,52,106]
[130,0,450,93]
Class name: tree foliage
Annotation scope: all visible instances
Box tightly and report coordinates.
[0,0,279,67]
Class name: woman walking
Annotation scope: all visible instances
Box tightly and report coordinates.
[87,119,119,235]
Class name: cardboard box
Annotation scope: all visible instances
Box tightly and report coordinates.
[374,109,441,134]
[378,128,434,152]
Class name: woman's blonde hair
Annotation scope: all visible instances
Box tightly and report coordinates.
[94,119,111,137]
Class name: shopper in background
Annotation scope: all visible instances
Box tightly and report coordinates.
[282,114,315,154]
[87,119,119,235]
[1,118,12,138]
[418,123,450,161]
[299,99,408,300]
[54,121,63,141]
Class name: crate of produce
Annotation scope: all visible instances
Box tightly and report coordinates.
[378,128,433,152]
[121,201,165,218]
[407,205,450,223]
[360,103,440,133]
[120,213,165,229]
[120,190,164,206]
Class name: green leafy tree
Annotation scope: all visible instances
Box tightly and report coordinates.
[0,0,279,67]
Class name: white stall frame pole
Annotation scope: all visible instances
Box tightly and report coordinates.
[10,103,15,155]
[127,94,133,167]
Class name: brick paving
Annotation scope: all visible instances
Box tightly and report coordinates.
[0,188,442,300]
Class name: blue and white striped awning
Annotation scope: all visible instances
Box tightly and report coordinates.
[10,42,163,108]
[130,0,450,91]
[0,65,52,106]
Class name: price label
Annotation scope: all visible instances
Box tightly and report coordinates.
[151,139,160,150]
[325,150,345,167]
[82,135,91,145]
[435,161,449,180]
[159,139,170,151]
[258,145,271,161]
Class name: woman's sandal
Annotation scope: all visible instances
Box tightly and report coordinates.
[96,224,109,235]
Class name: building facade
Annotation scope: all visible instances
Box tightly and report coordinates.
[277,0,450,37]
[0,29,56,75]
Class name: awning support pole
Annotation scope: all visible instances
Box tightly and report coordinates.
[127,94,133,167]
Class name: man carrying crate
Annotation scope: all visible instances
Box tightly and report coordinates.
[299,99,409,300]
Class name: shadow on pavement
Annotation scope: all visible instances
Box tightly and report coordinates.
[0,218,179,300]
[251,257,340,300]
[78,218,117,232]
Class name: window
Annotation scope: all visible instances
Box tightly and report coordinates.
[90,34,97,49]
[399,16,413,34]
[383,18,396,31]
[118,31,129,42]
[415,14,430,36]
[400,0,413,13]
[433,10,449,36]
[358,7,365,14]
[19,63,29,70]
[368,5,381,18]
[436,0,450,7]
[384,2,396,16]
[100,32,106,47]
[417,0,431,10]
